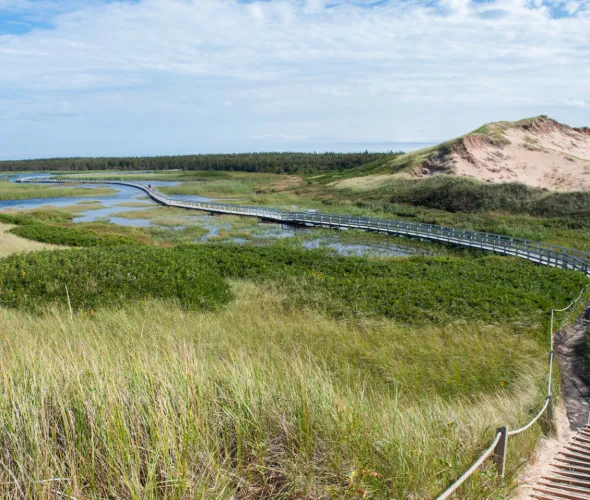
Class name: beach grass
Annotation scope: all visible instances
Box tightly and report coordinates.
[0,282,551,498]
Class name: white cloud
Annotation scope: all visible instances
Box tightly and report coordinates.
[565,99,589,108]
[0,0,589,158]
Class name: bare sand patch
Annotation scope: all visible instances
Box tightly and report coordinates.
[451,125,590,191]
[511,404,574,499]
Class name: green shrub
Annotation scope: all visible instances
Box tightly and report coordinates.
[0,211,142,247]
[0,247,231,311]
[176,245,587,326]
[387,176,590,216]
[9,223,141,247]
[0,244,585,324]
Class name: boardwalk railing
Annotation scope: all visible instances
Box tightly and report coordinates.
[19,176,590,276]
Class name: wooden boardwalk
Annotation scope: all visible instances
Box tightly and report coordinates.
[534,425,590,500]
[18,177,590,276]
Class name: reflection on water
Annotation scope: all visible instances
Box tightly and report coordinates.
[108,217,152,228]
[74,206,151,223]
[0,177,200,224]
[301,238,424,257]
[1,177,426,258]
[210,223,425,257]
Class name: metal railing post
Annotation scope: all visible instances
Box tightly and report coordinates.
[493,426,508,478]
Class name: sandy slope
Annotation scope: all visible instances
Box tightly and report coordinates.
[332,117,590,192]
[450,120,590,191]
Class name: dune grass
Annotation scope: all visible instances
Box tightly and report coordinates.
[0,282,551,498]
[0,228,582,497]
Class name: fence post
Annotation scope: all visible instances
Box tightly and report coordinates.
[493,427,508,478]
[546,394,554,434]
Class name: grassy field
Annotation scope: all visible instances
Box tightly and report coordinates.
[0,170,588,497]
[0,241,586,497]
[0,274,565,499]
[0,181,116,200]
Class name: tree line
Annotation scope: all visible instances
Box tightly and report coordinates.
[0,151,402,174]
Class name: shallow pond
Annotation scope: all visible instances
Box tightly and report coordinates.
[1,177,427,258]
[0,178,188,223]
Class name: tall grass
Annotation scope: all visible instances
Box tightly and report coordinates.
[0,182,116,200]
[159,177,274,196]
[0,283,548,498]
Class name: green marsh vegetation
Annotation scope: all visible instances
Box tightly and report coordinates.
[182,173,589,252]
[0,181,116,200]
[0,170,589,497]
[0,241,587,497]
[0,209,207,247]
[52,168,590,251]
[0,211,143,248]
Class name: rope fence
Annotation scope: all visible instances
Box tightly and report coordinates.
[436,283,590,499]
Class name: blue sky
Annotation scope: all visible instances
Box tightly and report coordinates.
[0,0,589,160]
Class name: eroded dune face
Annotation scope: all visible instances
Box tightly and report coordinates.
[448,120,590,192]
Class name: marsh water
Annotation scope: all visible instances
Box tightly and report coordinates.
[1,176,427,258]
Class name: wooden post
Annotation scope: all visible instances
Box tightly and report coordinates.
[547,394,554,434]
[494,426,508,478]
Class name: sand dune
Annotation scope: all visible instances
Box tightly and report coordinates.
[446,117,590,191]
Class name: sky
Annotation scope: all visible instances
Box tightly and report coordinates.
[0,0,589,159]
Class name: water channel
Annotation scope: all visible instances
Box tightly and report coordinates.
[0,175,428,258]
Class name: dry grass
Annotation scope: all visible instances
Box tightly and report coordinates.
[115,201,154,208]
[0,182,116,200]
[329,173,409,191]
[0,222,65,257]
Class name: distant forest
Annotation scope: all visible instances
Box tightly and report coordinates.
[0,152,401,174]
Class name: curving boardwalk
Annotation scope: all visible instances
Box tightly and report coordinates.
[18,176,590,497]
[20,177,590,276]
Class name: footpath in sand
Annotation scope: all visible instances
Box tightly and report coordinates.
[513,304,590,499]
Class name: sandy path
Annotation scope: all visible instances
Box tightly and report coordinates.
[511,304,590,498]
[511,404,574,499]
[554,305,590,428]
